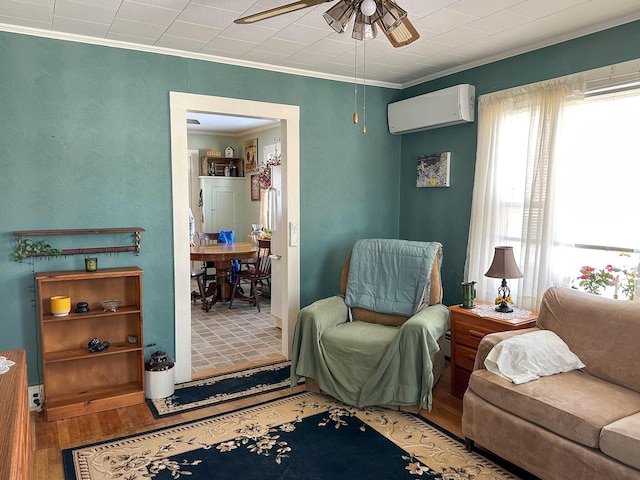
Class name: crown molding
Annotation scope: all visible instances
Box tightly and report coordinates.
[0,23,402,90]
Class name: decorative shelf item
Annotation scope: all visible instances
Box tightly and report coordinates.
[12,228,145,261]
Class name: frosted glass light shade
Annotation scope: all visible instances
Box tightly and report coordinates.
[352,11,377,40]
[323,0,356,33]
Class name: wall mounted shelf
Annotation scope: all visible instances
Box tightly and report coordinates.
[12,228,145,260]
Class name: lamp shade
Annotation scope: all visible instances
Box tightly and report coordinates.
[485,246,524,279]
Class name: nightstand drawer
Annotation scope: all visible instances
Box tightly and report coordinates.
[454,319,494,349]
[454,344,478,372]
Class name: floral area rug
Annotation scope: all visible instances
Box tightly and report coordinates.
[146,361,303,418]
[64,392,523,480]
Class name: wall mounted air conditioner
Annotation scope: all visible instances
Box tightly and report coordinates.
[387,84,476,135]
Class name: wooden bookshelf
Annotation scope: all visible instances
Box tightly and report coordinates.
[36,267,145,421]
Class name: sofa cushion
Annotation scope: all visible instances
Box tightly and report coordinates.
[469,369,640,448]
[536,286,640,393]
[600,412,640,470]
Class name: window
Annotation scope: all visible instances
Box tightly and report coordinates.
[466,72,640,309]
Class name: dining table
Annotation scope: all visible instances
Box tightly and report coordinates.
[190,242,259,311]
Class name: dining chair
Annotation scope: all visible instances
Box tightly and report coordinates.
[228,239,271,312]
[197,232,219,286]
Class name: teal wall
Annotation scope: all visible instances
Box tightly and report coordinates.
[0,31,401,383]
[3,19,639,384]
[398,19,640,306]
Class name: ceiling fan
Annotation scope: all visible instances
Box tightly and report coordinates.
[235,0,420,48]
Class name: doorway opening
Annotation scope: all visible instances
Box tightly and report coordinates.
[170,92,301,384]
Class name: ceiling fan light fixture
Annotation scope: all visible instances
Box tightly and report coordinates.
[360,0,377,16]
[323,0,356,34]
[352,10,377,40]
[377,0,407,35]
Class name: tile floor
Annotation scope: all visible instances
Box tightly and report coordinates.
[190,280,282,374]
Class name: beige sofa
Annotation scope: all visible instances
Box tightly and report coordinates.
[462,286,640,480]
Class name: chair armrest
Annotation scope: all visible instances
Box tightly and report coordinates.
[297,295,349,333]
[473,327,540,371]
[290,296,349,386]
[403,304,450,355]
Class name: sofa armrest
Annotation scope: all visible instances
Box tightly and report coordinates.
[473,327,540,371]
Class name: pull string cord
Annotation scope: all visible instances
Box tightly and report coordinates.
[362,36,367,134]
[353,36,358,125]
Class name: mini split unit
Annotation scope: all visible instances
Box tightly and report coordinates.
[388,84,476,134]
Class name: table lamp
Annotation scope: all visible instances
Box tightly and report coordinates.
[485,246,524,313]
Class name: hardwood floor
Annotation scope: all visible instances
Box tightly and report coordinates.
[32,359,462,479]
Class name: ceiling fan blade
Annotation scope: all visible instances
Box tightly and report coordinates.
[235,0,333,24]
[381,18,420,48]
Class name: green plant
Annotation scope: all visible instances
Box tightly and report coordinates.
[11,239,62,262]
[576,257,636,300]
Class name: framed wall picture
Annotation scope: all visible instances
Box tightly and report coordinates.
[251,174,260,201]
[244,138,258,173]
[417,152,451,187]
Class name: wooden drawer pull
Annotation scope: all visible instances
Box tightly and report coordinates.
[467,354,476,361]
[468,329,485,339]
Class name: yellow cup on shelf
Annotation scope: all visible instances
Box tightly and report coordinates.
[50,295,71,317]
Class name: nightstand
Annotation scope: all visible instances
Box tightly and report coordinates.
[449,304,538,398]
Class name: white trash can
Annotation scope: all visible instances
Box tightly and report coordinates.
[144,345,175,399]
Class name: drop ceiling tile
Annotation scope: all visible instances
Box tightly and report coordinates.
[449,40,510,59]
[155,35,208,51]
[279,50,334,67]
[0,14,50,29]
[202,36,260,55]
[241,48,289,64]
[73,0,121,7]
[563,0,640,23]
[404,0,459,17]
[273,23,330,43]
[259,37,306,56]
[118,1,181,27]
[370,51,426,68]
[302,38,354,56]
[164,20,221,42]
[219,23,278,42]
[0,1,53,23]
[177,3,240,28]
[508,0,590,18]
[52,16,110,37]
[465,9,534,34]
[54,0,118,24]
[134,0,190,9]
[431,26,491,47]
[193,0,255,13]
[109,18,167,40]
[412,8,477,34]
[447,0,527,18]
[106,31,157,45]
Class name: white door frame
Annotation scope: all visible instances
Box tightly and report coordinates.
[169,92,300,383]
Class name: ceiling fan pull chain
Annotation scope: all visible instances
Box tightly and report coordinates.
[362,35,367,134]
[353,36,359,125]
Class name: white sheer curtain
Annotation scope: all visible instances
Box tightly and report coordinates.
[465,77,583,310]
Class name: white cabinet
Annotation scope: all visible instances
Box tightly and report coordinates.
[199,176,248,236]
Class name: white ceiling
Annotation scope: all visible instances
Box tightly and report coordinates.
[186,111,280,135]
[2,0,640,90]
